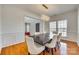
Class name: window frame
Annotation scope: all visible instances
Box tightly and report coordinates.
[49,20,67,37]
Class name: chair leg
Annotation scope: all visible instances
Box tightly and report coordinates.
[43,50,45,55]
[28,52,30,55]
[57,42,61,48]
[54,47,56,52]
[45,47,49,52]
[51,48,54,55]
[49,48,51,55]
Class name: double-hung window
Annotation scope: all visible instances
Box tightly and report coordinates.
[49,20,67,37]
[49,21,56,32]
[58,20,67,37]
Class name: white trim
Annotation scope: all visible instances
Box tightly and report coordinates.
[77,41,79,46]
[2,40,25,48]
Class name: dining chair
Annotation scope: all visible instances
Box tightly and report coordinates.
[57,33,62,48]
[45,35,58,55]
[25,36,45,55]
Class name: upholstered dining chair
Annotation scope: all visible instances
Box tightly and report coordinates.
[25,36,45,55]
[45,35,58,55]
[57,33,62,48]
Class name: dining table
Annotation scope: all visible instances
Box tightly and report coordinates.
[30,32,54,55]
[31,33,53,45]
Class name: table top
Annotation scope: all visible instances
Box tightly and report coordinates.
[31,33,53,45]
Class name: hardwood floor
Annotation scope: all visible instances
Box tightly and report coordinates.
[1,40,79,55]
[1,42,28,55]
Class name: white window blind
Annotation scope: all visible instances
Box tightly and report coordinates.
[49,21,56,32]
[58,20,67,37]
[49,20,67,37]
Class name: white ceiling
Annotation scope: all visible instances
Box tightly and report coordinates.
[13,4,79,16]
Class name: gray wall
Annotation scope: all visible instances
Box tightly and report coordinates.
[24,16,49,35]
[50,9,78,42]
[0,5,49,48]
[24,17,42,35]
[0,5,2,52]
[77,8,79,46]
[1,5,40,47]
[1,5,78,47]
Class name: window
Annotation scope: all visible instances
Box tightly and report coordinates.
[49,20,67,37]
[36,23,40,32]
[58,20,67,37]
[49,21,56,32]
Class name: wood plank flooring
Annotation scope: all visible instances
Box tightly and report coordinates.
[1,40,79,55]
[1,42,28,55]
[44,40,79,55]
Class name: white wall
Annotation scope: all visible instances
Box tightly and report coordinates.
[0,5,2,53]
[25,17,41,35]
[44,22,49,32]
[77,8,79,46]
[1,5,40,47]
[50,9,78,42]
[24,17,49,35]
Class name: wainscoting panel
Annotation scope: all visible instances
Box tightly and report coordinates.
[2,32,25,48]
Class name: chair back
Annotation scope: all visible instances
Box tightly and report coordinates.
[25,36,36,54]
[57,33,62,42]
[50,35,58,47]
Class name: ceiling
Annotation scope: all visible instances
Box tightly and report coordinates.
[13,4,79,16]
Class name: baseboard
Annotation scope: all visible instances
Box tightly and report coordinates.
[77,43,79,46]
[77,41,79,46]
[61,39,77,44]
[2,40,25,48]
